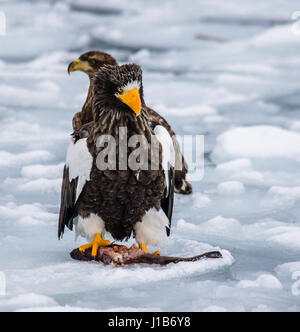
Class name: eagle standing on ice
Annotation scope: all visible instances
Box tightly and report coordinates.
[67,51,192,195]
[58,64,175,256]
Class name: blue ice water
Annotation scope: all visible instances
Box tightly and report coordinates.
[0,0,300,312]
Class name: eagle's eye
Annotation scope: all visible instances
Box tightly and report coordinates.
[117,87,123,94]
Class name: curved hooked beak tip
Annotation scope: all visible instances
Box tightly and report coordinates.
[67,59,82,75]
[116,88,142,116]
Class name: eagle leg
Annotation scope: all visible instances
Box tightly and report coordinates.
[79,233,110,257]
[139,243,161,256]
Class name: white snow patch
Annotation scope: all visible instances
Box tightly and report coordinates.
[176,219,199,232]
[1,0,300,313]
[0,202,57,223]
[0,150,52,167]
[0,120,66,150]
[17,305,159,313]
[0,294,57,310]
[21,163,64,179]
[17,216,48,227]
[268,231,300,250]
[218,181,245,196]
[236,274,283,290]
[213,126,300,162]
[289,121,300,132]
[202,306,227,312]
[275,261,300,277]
[177,218,300,252]
[251,25,300,47]
[216,158,253,174]
[202,216,242,236]
[193,192,212,209]
[252,304,271,312]
[203,115,225,123]
[16,178,62,193]
[0,81,60,108]
[161,104,217,117]
[263,186,300,209]
[9,250,234,296]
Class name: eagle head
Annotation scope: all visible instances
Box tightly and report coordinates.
[68,51,118,77]
[93,64,144,117]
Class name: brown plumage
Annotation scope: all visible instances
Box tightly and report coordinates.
[59,64,175,249]
[68,51,192,195]
[68,51,118,129]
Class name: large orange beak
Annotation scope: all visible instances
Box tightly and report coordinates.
[116,88,142,116]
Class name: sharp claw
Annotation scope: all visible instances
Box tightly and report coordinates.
[139,244,160,255]
[78,234,110,256]
[79,243,92,252]
[92,244,98,257]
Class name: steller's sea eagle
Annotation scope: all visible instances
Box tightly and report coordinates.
[67,51,192,195]
[59,64,175,256]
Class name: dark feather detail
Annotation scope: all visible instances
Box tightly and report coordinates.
[72,51,118,131]
[161,165,175,236]
[72,121,93,143]
[69,51,192,195]
[61,63,178,243]
[58,166,78,239]
[72,64,168,241]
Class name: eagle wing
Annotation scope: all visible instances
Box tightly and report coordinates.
[58,165,78,238]
[59,124,176,238]
[147,106,189,190]
[153,125,176,236]
[72,121,93,143]
[161,166,175,236]
[58,137,93,239]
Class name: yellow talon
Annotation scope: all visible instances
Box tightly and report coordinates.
[79,233,110,257]
[139,243,150,253]
[139,244,160,256]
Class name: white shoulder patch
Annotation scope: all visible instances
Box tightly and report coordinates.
[154,125,175,192]
[66,138,93,181]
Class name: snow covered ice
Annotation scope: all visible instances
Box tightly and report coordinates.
[0,0,300,312]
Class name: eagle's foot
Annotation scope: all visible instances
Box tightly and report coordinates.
[139,244,160,256]
[79,234,111,257]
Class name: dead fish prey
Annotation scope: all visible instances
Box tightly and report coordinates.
[70,244,222,266]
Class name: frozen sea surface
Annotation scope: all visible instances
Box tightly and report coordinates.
[0,0,300,312]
